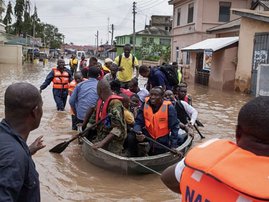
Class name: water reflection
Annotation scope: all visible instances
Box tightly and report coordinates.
[0,62,251,201]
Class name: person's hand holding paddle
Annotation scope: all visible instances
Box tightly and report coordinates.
[92,141,104,150]
[136,131,145,142]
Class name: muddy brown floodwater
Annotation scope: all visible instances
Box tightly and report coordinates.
[0,62,251,201]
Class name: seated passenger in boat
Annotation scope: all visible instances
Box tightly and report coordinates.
[173,83,192,105]
[130,94,141,119]
[164,90,176,105]
[128,86,186,156]
[120,94,135,128]
[89,79,127,155]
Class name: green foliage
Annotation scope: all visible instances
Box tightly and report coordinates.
[14,0,24,34]
[5,0,64,49]
[135,39,171,62]
[3,1,13,33]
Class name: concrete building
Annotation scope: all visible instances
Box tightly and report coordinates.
[251,0,269,10]
[115,26,171,59]
[232,9,269,94]
[181,37,239,90]
[149,15,172,31]
[168,0,251,63]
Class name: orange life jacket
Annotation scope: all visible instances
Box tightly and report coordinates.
[95,95,123,123]
[180,139,269,202]
[68,80,77,95]
[52,67,70,89]
[68,78,87,95]
[143,97,170,139]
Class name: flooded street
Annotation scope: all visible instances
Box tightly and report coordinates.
[0,62,251,202]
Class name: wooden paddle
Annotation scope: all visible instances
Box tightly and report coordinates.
[132,129,183,156]
[176,101,205,139]
[49,115,110,153]
[144,135,183,156]
[192,124,204,139]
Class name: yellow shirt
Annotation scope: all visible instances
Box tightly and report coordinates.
[114,54,139,82]
[124,108,135,125]
[70,58,78,66]
[102,65,111,73]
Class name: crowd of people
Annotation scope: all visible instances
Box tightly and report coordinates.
[39,43,197,157]
[1,43,267,201]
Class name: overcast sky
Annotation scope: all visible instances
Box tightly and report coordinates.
[4,0,173,45]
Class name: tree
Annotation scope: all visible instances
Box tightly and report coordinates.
[22,0,32,37]
[14,0,25,35]
[3,1,13,33]
[5,1,64,48]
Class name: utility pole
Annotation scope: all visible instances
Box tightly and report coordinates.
[107,17,110,44]
[132,1,136,55]
[95,30,99,55]
[32,20,35,62]
[111,24,114,46]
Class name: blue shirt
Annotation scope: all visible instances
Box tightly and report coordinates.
[133,100,180,148]
[0,119,40,202]
[69,78,99,120]
[147,68,171,90]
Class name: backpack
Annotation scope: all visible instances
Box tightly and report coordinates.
[159,64,179,86]
[118,54,135,68]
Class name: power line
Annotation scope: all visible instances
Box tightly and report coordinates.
[138,0,168,11]
[136,0,159,8]
[136,0,157,7]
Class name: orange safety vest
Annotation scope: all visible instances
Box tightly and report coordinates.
[52,67,70,89]
[180,139,269,202]
[95,95,123,123]
[143,97,170,139]
[68,78,87,95]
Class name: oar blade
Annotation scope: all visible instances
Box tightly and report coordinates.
[49,141,69,153]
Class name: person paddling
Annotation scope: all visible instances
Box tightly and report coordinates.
[89,79,127,155]
[129,87,185,156]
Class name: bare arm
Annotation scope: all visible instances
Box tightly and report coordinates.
[28,136,46,155]
[81,106,94,130]
[161,164,181,193]
[92,133,114,149]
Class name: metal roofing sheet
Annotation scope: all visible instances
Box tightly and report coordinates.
[181,37,239,52]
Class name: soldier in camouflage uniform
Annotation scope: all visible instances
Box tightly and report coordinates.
[90,79,127,155]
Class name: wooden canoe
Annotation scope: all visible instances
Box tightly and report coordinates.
[81,135,193,175]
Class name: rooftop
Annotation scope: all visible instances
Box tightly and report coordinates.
[207,18,241,33]
[232,8,269,22]
[181,37,239,52]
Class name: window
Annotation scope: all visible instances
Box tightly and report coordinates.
[130,37,133,44]
[187,3,194,23]
[177,8,181,26]
[186,52,190,64]
[149,38,154,44]
[142,37,147,44]
[219,2,231,22]
[160,38,171,46]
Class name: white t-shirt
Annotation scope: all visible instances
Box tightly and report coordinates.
[175,158,186,182]
[179,101,198,125]
[175,139,220,183]
[137,88,149,102]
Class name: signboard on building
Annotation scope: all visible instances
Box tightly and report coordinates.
[203,50,212,71]
[256,64,269,97]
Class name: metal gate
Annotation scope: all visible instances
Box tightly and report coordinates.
[251,32,269,95]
